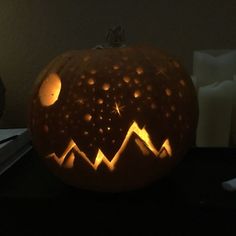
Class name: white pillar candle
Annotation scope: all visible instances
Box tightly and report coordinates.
[193,50,236,88]
[196,80,234,147]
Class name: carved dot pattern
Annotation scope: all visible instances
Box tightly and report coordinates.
[69,62,178,158]
[33,52,191,161]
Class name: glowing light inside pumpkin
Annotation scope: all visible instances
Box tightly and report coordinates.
[134,90,141,98]
[87,78,95,85]
[39,73,61,106]
[84,114,92,122]
[47,121,172,171]
[136,67,144,75]
[165,88,172,96]
[63,153,75,168]
[102,83,110,91]
[123,76,130,83]
[113,64,120,70]
[135,138,150,155]
[112,102,125,116]
[97,98,104,104]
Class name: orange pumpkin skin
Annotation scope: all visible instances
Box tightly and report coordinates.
[29,46,198,192]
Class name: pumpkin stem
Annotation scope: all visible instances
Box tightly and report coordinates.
[93,26,126,49]
[106,25,126,48]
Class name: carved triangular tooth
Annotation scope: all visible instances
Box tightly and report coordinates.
[135,138,150,156]
[47,121,172,170]
[63,152,75,168]
[162,139,172,157]
[47,139,76,166]
[158,148,168,159]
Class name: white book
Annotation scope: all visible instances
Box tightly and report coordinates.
[0,128,27,149]
[0,128,32,175]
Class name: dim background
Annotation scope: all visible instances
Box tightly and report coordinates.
[0,0,235,128]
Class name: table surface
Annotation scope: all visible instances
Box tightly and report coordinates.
[1,147,236,235]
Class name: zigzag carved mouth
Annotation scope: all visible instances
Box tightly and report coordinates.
[47,121,172,171]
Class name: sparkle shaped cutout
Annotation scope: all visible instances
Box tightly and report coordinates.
[112,102,125,117]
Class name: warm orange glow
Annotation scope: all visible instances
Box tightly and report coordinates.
[47,121,172,171]
[39,73,61,106]
[135,138,150,155]
[123,76,131,83]
[84,114,92,122]
[63,153,75,168]
[102,83,110,91]
[113,64,120,70]
[112,102,125,116]
[136,67,144,75]
[134,90,141,98]
[97,98,104,104]
[87,78,95,85]
[165,88,172,96]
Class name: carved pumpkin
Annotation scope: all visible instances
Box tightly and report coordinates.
[29,30,198,192]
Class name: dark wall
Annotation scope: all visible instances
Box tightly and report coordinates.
[0,0,235,127]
